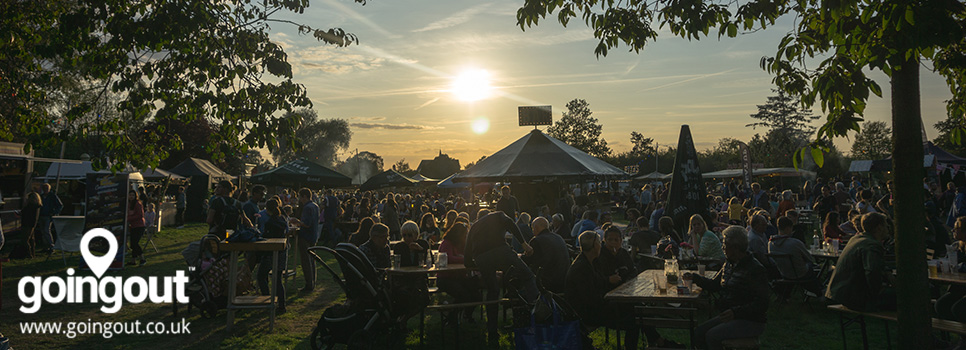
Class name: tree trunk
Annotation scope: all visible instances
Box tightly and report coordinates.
[891,56,931,348]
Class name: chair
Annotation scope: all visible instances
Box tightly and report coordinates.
[635,305,698,348]
[142,211,162,253]
[767,253,815,306]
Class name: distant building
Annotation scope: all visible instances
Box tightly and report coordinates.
[416,151,461,180]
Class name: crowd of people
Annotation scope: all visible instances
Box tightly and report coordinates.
[5,171,965,349]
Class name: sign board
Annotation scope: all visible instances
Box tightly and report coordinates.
[665,125,712,233]
[83,173,131,270]
[518,106,552,126]
[738,141,754,190]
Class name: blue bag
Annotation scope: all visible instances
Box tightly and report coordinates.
[514,295,582,350]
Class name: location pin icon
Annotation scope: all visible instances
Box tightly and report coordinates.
[80,228,118,278]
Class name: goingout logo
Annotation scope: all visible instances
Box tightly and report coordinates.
[18,228,190,313]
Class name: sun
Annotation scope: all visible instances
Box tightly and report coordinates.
[472,117,490,134]
[451,69,493,101]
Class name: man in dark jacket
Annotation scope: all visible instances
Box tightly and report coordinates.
[38,183,63,253]
[523,217,570,293]
[567,231,677,350]
[825,212,896,312]
[687,225,770,350]
[465,211,538,340]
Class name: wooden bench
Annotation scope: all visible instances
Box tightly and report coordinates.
[419,298,514,349]
[828,304,966,350]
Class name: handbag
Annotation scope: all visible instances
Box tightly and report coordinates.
[514,294,582,350]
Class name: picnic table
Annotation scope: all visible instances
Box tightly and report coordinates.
[219,238,287,333]
[605,269,717,303]
[383,263,469,275]
[931,270,966,286]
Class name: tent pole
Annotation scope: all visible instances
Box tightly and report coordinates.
[54,141,66,192]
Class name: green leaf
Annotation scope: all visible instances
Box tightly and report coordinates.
[904,6,914,25]
[811,146,825,168]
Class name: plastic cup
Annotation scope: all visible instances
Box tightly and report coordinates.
[831,239,840,254]
[928,260,938,277]
[391,254,401,269]
[698,264,706,276]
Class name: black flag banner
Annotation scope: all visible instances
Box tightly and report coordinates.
[665,125,712,234]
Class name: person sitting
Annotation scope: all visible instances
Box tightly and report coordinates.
[419,212,441,246]
[550,213,570,239]
[511,212,535,253]
[688,214,725,261]
[629,216,662,256]
[822,211,849,242]
[360,223,391,268]
[838,209,861,235]
[746,215,776,277]
[349,217,375,247]
[686,226,770,350]
[393,221,430,267]
[825,212,896,312]
[566,231,679,349]
[784,210,809,244]
[597,226,636,288]
[768,217,823,296]
[650,202,666,231]
[656,216,681,259]
[727,197,747,225]
[571,210,597,245]
[437,222,481,322]
[523,217,571,293]
[935,217,966,350]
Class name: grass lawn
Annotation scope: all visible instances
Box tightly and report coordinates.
[1,224,902,349]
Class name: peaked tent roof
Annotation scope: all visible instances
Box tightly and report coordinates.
[139,168,185,180]
[250,158,351,189]
[453,129,627,182]
[437,172,471,189]
[410,173,439,183]
[359,170,418,191]
[168,157,231,179]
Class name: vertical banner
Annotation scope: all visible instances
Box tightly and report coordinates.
[665,125,711,234]
[84,173,130,270]
[738,141,753,191]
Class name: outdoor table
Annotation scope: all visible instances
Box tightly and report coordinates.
[219,238,287,332]
[930,270,966,286]
[384,263,469,275]
[606,269,717,304]
[811,249,840,282]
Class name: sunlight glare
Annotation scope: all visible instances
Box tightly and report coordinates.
[472,118,490,134]
[451,69,493,101]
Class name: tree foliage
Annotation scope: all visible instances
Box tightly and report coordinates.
[0,0,365,171]
[270,109,352,167]
[547,99,611,158]
[933,116,966,157]
[851,121,893,159]
[747,90,819,141]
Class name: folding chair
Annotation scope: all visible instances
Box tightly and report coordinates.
[142,210,162,253]
[767,253,815,306]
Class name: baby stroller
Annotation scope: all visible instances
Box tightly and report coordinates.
[176,234,229,319]
[308,243,399,350]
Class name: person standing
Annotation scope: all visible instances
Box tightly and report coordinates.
[464,211,538,341]
[175,186,186,228]
[207,181,251,238]
[128,190,147,266]
[290,188,320,293]
[257,198,288,313]
[495,185,519,221]
[37,183,63,254]
[322,189,341,246]
[243,185,265,228]
[21,192,43,258]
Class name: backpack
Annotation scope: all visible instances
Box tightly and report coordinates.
[214,196,242,232]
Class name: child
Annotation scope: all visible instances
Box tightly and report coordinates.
[144,203,158,236]
[727,197,747,225]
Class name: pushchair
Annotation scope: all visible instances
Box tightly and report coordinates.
[308,243,400,350]
[176,234,229,319]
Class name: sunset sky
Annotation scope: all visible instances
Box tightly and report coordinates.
[269,0,953,169]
